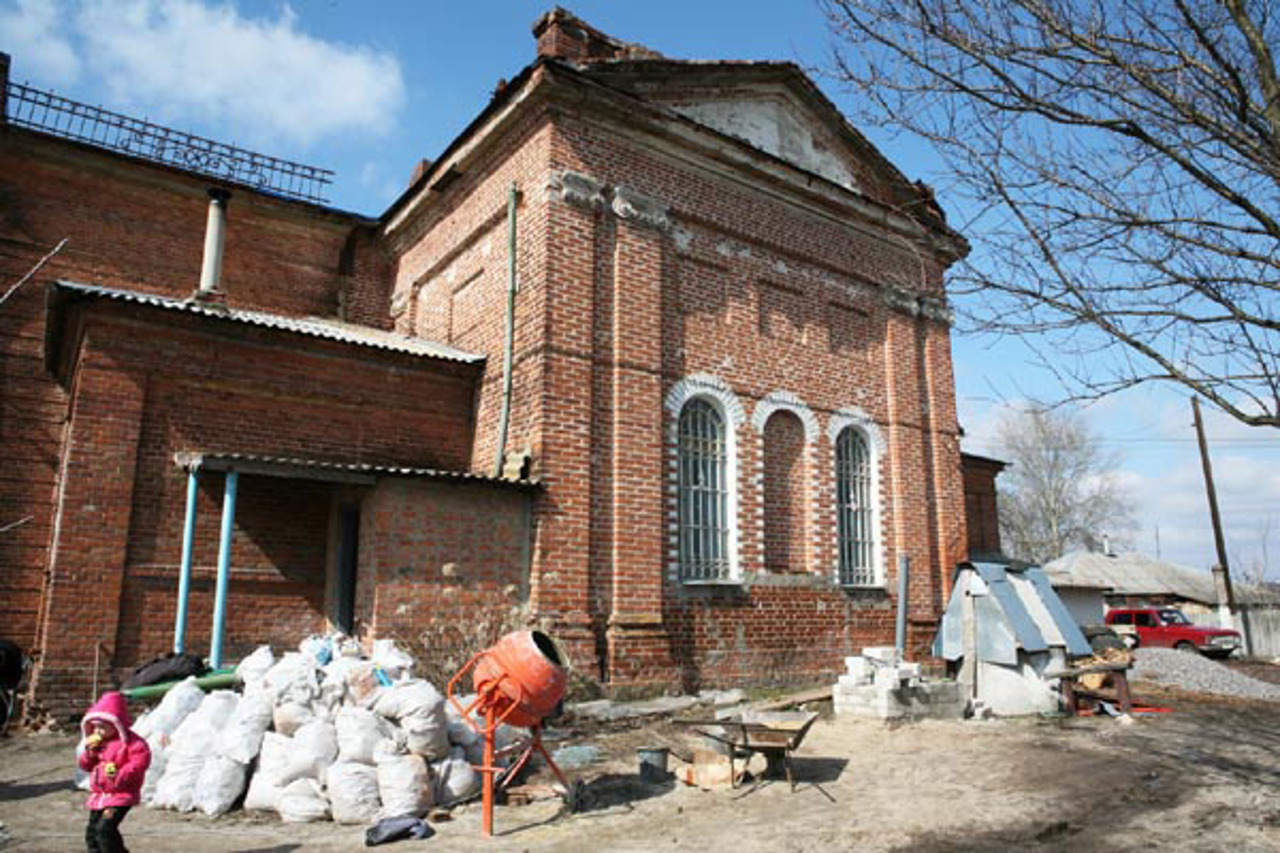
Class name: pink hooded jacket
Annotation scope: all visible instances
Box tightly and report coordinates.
[79,691,151,810]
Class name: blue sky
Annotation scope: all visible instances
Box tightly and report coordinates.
[2,0,1276,578]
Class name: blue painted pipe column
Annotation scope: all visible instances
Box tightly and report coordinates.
[173,468,199,653]
[210,470,238,669]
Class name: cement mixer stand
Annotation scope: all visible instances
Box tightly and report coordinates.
[446,630,575,838]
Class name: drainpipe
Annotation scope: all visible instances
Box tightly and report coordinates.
[209,470,238,670]
[173,467,199,654]
[493,183,519,477]
[197,188,232,296]
[895,554,910,658]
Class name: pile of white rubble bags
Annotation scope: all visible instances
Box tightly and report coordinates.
[115,638,523,824]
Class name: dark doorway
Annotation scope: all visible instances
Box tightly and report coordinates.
[335,504,360,634]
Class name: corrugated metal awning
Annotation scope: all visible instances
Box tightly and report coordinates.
[174,451,540,490]
[47,280,482,364]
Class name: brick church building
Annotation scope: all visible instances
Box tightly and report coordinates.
[0,11,999,717]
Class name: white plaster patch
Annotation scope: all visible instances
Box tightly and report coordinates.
[671,97,860,191]
[672,224,694,252]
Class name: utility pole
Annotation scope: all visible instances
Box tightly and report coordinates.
[1191,398,1244,646]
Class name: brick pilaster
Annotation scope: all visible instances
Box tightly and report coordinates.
[31,362,145,718]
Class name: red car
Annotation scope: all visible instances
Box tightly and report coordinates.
[1104,607,1241,658]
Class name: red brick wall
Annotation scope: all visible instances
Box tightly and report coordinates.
[531,106,965,688]
[357,478,534,681]
[961,454,1005,559]
[27,298,477,714]
[0,127,384,668]
[763,411,806,573]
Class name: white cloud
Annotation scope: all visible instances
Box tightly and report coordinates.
[958,390,1280,579]
[0,0,81,85]
[9,0,405,149]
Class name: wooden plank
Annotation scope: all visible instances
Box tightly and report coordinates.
[747,686,832,712]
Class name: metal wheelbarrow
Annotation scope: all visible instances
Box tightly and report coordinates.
[673,710,819,792]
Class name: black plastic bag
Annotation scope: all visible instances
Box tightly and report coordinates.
[120,652,206,690]
[365,816,434,846]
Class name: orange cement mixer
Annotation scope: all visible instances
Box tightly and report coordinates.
[447,630,572,836]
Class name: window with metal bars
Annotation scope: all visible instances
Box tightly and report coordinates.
[678,398,731,581]
[836,427,878,585]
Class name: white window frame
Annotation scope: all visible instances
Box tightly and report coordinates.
[665,374,744,584]
[828,407,886,587]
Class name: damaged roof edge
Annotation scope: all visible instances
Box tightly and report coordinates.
[44,280,482,381]
[174,451,541,490]
[380,55,967,255]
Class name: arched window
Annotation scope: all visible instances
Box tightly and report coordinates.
[678,398,729,581]
[836,427,876,585]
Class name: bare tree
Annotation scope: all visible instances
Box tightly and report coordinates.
[820,0,1280,427]
[995,406,1136,564]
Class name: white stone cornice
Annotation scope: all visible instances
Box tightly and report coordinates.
[919,297,954,325]
[612,185,671,231]
[546,170,606,211]
[881,285,920,317]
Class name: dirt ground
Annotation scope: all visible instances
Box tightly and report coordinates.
[3,680,1278,852]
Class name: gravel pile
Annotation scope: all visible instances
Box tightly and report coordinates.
[1131,648,1280,701]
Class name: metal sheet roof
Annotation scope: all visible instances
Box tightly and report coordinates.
[1046,550,1278,605]
[52,280,482,363]
[935,561,1091,662]
[174,451,539,490]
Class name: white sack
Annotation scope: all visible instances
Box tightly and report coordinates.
[374,680,449,760]
[273,701,314,737]
[327,761,382,825]
[219,692,272,764]
[336,707,393,765]
[320,656,364,706]
[73,740,91,791]
[243,764,284,812]
[194,754,248,817]
[266,721,338,786]
[299,634,333,666]
[376,753,432,819]
[253,732,292,789]
[151,747,205,811]
[277,778,329,823]
[371,638,414,680]
[134,677,205,740]
[235,645,275,694]
[343,661,386,709]
[432,747,480,806]
[139,737,165,803]
[263,652,320,706]
[444,695,481,748]
[169,690,239,756]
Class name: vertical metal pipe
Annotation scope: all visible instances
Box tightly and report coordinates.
[481,704,496,836]
[174,468,199,653]
[198,188,231,294]
[493,183,518,477]
[210,470,238,669]
[895,554,910,656]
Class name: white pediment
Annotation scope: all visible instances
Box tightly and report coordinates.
[668,96,860,192]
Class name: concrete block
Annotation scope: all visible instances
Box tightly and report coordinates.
[844,656,872,681]
[861,646,900,665]
[896,662,922,680]
[839,671,870,690]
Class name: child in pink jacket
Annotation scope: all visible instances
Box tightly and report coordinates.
[79,691,150,853]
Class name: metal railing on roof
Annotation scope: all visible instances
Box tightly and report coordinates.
[4,81,333,204]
